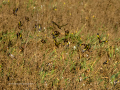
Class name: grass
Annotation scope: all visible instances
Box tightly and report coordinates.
[0,0,120,90]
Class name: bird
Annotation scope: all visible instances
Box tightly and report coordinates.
[38,24,42,31]
[25,17,29,22]
[19,46,24,52]
[114,79,120,86]
[41,39,46,43]
[13,8,18,16]
[63,38,68,43]
[0,37,2,40]
[65,30,69,36]
[81,44,91,52]
[34,24,37,31]
[97,33,102,43]
[62,38,68,47]
[17,32,23,40]
[18,21,23,29]
[7,53,16,59]
[54,39,61,48]
[97,33,108,43]
[52,31,60,39]
[8,40,12,49]
[103,60,109,65]
[52,21,68,29]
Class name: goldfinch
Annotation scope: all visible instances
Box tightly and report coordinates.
[63,38,68,43]
[25,17,29,22]
[17,32,23,40]
[34,24,37,31]
[13,8,18,16]
[97,33,102,43]
[18,21,23,29]
[103,60,109,65]
[114,79,120,86]
[81,44,91,52]
[52,21,68,29]
[41,39,46,43]
[38,24,42,31]
[97,33,108,43]
[19,46,24,52]
[54,39,60,48]
[8,40,12,48]
[52,31,60,39]
[65,30,69,36]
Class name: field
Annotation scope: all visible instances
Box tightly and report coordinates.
[0,0,120,90]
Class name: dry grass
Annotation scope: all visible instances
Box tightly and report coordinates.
[0,0,120,90]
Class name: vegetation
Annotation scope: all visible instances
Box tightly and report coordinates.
[0,0,120,90]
